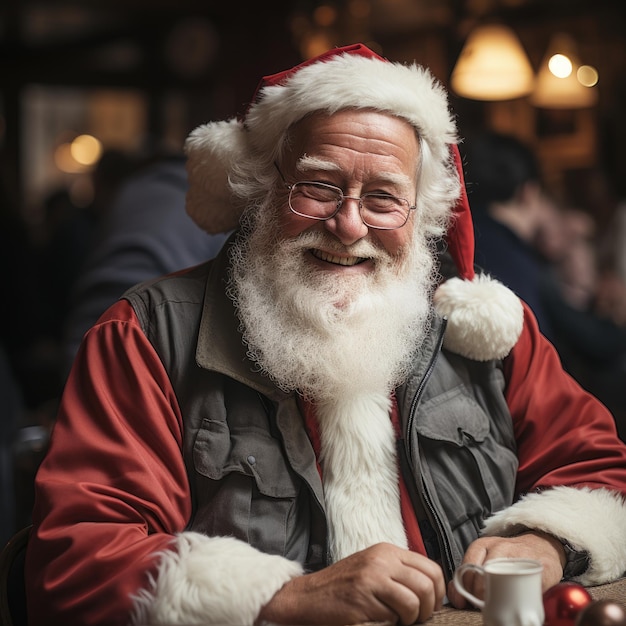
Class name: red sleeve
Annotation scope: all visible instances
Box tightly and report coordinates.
[25,299,192,626]
[504,303,626,496]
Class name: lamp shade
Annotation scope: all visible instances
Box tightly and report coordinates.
[451,24,535,101]
[530,34,598,109]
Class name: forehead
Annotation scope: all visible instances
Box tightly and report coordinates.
[285,109,420,173]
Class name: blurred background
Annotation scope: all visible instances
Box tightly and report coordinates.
[1,0,626,543]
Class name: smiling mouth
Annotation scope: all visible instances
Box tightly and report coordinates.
[311,249,368,266]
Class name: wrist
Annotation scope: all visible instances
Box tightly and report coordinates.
[526,529,590,579]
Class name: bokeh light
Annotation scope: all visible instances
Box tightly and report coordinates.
[577,65,599,87]
[70,134,102,167]
[548,53,573,78]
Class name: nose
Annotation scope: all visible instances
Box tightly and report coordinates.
[323,196,369,245]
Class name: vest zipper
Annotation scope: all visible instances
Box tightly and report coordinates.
[406,317,447,453]
[404,318,457,581]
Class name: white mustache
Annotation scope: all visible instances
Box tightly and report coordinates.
[285,230,390,263]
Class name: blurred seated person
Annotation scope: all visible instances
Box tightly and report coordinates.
[593,195,626,348]
[581,169,626,329]
[25,44,626,626]
[461,131,556,341]
[62,153,230,374]
[596,269,626,330]
[537,204,626,439]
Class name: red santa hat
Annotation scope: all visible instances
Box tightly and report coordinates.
[184,43,523,361]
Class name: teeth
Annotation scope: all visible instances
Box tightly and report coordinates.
[313,249,365,266]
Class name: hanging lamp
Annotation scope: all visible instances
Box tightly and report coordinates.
[450,24,535,101]
[530,33,598,109]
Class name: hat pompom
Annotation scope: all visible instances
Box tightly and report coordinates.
[434,275,524,361]
[184,119,246,233]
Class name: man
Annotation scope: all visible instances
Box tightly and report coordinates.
[25,44,626,626]
[461,131,557,340]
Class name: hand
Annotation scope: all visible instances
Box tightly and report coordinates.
[447,531,566,609]
[257,542,445,625]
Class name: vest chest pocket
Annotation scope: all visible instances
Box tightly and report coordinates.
[415,387,518,538]
[190,418,304,558]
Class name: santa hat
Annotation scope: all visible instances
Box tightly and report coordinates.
[184,43,523,361]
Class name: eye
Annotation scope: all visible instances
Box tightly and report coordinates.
[362,192,404,212]
[294,182,340,202]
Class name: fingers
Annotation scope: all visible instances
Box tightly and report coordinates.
[401,549,447,593]
[380,570,440,624]
[448,565,486,609]
[261,543,446,626]
[374,546,446,624]
[448,542,488,608]
[393,567,443,624]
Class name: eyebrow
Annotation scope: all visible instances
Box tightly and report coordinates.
[296,154,414,189]
[296,155,341,173]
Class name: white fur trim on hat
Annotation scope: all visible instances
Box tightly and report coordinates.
[129,532,303,626]
[481,486,626,585]
[433,274,524,361]
[185,119,248,234]
[245,53,456,164]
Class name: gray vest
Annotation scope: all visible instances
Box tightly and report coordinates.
[124,250,517,581]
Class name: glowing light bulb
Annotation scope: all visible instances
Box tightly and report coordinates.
[70,134,103,166]
[577,65,599,87]
[548,54,572,78]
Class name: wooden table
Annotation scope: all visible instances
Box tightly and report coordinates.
[426,577,626,626]
[140,577,626,625]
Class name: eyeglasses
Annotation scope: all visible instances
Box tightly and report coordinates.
[275,164,416,231]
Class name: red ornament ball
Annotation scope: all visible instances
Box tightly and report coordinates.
[544,582,594,626]
[575,600,626,626]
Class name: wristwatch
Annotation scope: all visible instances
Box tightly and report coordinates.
[560,538,590,579]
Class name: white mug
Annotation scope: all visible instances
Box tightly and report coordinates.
[453,558,545,626]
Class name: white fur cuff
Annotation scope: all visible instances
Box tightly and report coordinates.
[481,486,626,585]
[130,532,304,625]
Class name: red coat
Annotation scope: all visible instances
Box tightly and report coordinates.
[25,297,626,625]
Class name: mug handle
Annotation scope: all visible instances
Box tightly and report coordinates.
[453,563,486,609]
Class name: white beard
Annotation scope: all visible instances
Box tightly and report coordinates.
[229,202,436,560]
